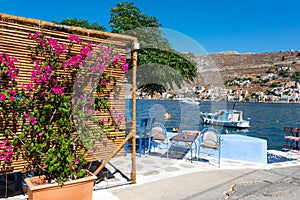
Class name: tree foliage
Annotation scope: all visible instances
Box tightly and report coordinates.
[109,2,161,33]
[53,18,106,31]
[109,2,197,95]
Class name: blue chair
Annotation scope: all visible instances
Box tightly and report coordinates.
[0,172,20,198]
[148,122,169,158]
[124,118,149,157]
[198,128,221,167]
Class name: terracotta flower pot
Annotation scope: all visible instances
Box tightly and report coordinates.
[24,170,97,200]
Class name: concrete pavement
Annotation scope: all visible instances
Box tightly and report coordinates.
[3,150,300,200]
[110,166,300,200]
[91,149,300,200]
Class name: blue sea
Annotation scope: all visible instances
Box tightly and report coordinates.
[125,99,300,150]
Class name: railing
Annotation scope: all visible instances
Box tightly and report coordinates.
[283,126,300,150]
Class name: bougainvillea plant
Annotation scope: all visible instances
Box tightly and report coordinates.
[0,32,128,184]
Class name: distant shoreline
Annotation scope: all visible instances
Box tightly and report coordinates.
[133,98,300,104]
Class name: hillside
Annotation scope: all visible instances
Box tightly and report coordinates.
[194,50,300,94]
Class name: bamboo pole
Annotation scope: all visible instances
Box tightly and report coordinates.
[91,40,139,182]
[92,129,134,176]
[0,13,136,42]
[131,44,138,184]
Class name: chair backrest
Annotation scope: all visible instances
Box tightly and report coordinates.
[151,122,167,141]
[292,127,300,134]
[200,128,220,149]
[284,126,292,133]
[139,118,148,137]
[150,117,156,126]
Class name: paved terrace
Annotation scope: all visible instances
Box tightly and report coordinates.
[3,149,300,200]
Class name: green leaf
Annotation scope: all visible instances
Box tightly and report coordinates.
[34,125,39,130]
[40,116,45,123]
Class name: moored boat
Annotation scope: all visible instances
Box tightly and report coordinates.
[180,98,200,105]
[200,110,251,128]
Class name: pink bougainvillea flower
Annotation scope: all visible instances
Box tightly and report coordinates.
[104,47,112,55]
[54,43,66,54]
[38,38,46,47]
[38,132,43,137]
[100,118,105,124]
[68,164,72,169]
[85,109,92,115]
[112,55,129,72]
[40,93,46,98]
[34,60,40,69]
[5,145,12,150]
[8,90,16,95]
[100,64,106,73]
[26,83,33,91]
[4,157,13,162]
[68,34,81,44]
[74,160,79,164]
[32,32,40,41]
[51,87,64,95]
[121,63,129,73]
[2,139,8,145]
[81,47,92,57]
[63,55,83,68]
[29,117,37,125]
[23,113,30,117]
[70,98,76,103]
[0,93,6,101]
[43,65,52,71]
[91,66,99,72]
[48,38,57,47]
[9,96,15,101]
[8,69,18,79]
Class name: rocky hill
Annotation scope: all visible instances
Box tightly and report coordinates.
[194,50,300,93]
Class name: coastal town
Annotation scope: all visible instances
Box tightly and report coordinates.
[143,50,300,103]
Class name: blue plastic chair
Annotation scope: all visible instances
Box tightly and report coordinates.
[124,118,149,157]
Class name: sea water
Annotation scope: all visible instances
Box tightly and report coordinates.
[125,99,300,150]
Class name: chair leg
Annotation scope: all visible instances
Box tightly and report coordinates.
[149,137,152,153]
[138,137,142,157]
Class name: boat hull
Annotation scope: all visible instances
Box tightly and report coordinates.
[200,111,251,129]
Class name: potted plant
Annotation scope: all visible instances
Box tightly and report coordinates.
[0,32,128,199]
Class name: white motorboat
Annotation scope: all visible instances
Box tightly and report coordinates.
[200,109,251,128]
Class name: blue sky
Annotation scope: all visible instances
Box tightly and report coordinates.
[1,0,300,53]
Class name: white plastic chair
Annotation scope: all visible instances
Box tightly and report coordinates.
[149,122,169,158]
[198,128,221,167]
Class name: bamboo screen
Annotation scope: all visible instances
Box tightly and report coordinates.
[0,13,136,173]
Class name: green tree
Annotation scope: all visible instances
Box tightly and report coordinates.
[109,2,197,95]
[53,18,106,31]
